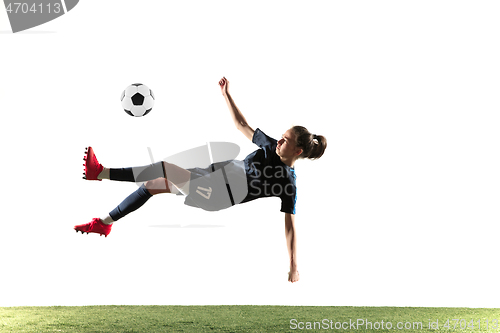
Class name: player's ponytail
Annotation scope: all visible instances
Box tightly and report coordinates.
[291,126,327,160]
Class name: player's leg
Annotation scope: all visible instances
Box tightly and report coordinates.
[98,162,166,182]
[161,161,191,195]
[144,177,174,195]
[83,147,191,190]
[76,161,192,236]
[105,164,190,220]
[105,179,169,223]
[103,164,189,222]
[83,146,165,182]
[74,181,167,236]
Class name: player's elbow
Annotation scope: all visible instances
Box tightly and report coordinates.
[235,120,248,131]
[236,123,255,141]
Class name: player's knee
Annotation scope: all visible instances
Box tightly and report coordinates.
[145,178,171,195]
[162,161,170,172]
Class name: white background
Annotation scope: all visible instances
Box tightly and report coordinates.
[1,1,499,308]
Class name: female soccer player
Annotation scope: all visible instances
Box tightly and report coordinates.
[75,77,327,283]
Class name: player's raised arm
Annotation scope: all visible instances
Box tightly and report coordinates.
[219,77,255,141]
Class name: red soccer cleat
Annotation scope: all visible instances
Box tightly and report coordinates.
[74,218,112,237]
[83,146,103,181]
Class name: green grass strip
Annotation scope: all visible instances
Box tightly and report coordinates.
[1,305,499,332]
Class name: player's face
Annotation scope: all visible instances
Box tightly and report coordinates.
[276,129,301,159]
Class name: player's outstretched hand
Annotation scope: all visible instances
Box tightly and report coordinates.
[288,270,300,283]
[219,77,229,97]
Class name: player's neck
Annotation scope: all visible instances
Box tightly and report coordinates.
[280,156,295,168]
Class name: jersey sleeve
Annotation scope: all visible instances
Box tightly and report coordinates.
[252,128,277,150]
[280,187,297,214]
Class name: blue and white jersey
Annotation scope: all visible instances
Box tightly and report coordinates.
[241,128,297,214]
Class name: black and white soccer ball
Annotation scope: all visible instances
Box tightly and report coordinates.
[121,83,155,117]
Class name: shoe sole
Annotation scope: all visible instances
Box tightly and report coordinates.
[75,229,108,237]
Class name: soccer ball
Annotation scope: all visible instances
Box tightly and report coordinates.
[121,83,155,117]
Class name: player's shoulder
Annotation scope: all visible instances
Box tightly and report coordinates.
[253,128,277,148]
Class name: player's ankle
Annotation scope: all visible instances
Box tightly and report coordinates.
[101,215,114,225]
[97,167,110,180]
